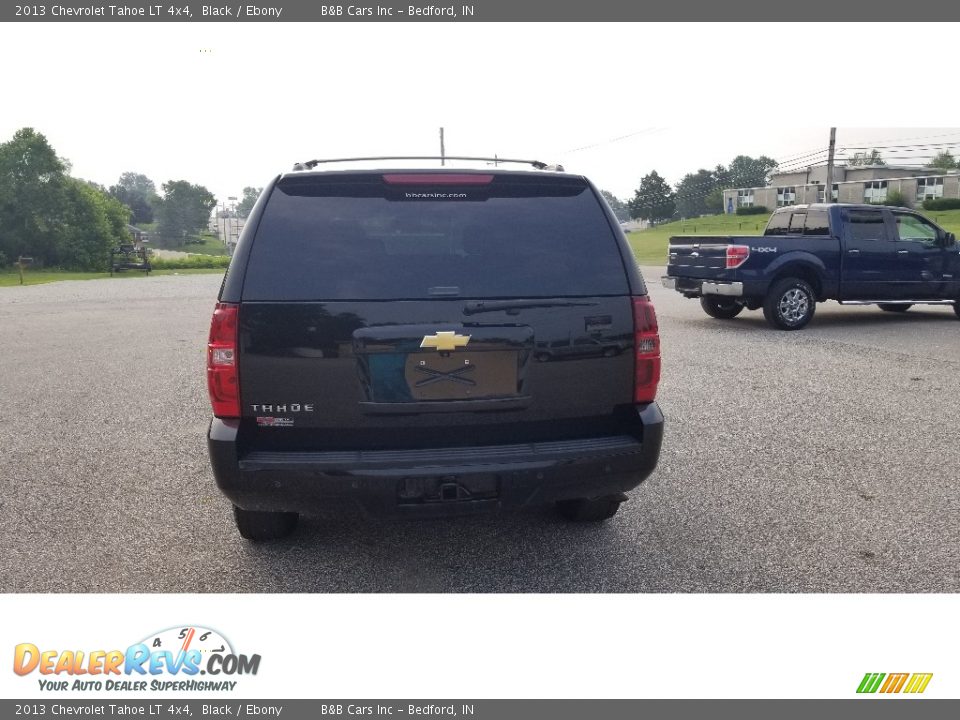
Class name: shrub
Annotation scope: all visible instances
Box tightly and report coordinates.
[736,206,769,216]
[148,254,230,270]
[922,197,960,211]
[876,191,910,208]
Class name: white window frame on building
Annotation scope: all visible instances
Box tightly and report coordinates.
[916,177,944,201]
[776,187,796,207]
[737,189,754,208]
[864,180,888,204]
[815,184,840,203]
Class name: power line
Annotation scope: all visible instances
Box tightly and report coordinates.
[561,127,665,154]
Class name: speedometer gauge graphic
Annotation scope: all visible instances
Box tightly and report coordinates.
[138,626,234,660]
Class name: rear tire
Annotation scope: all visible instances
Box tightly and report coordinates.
[763,277,816,330]
[700,296,744,319]
[556,494,626,522]
[233,506,298,541]
[878,303,912,312]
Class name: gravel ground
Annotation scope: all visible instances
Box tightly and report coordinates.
[0,271,957,593]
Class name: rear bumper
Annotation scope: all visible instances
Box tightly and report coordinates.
[662,276,743,297]
[207,403,664,517]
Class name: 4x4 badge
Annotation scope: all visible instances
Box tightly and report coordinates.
[420,331,471,352]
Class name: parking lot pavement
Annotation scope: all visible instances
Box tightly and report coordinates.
[0,270,957,593]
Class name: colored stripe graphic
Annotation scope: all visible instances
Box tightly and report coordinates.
[857,673,885,693]
[857,672,932,694]
[880,673,909,693]
[903,674,933,694]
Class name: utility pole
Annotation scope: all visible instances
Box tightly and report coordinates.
[825,127,837,203]
[439,127,445,166]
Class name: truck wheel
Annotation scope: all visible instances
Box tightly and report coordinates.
[556,494,626,522]
[233,506,298,541]
[878,304,912,312]
[763,277,816,330]
[700,296,744,319]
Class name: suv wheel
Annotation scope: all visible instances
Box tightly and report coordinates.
[556,494,626,522]
[763,277,816,330]
[233,506,298,541]
[700,296,744,319]
[878,303,912,313]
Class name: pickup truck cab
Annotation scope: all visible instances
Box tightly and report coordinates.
[662,203,960,329]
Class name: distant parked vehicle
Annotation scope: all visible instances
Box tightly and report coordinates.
[662,203,960,330]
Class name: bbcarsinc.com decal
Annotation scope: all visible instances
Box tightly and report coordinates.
[13,626,260,692]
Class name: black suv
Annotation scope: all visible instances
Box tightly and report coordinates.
[206,158,664,540]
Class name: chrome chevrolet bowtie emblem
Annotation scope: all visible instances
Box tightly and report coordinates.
[420,331,471,352]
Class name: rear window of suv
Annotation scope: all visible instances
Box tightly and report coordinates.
[241,173,630,301]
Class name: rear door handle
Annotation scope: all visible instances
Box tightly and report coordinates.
[897,249,909,254]
[847,249,860,254]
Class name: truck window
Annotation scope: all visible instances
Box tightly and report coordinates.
[764,212,791,236]
[803,208,830,236]
[893,212,939,246]
[845,209,888,243]
[788,212,807,234]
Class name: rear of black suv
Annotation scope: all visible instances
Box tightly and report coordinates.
[207,166,664,539]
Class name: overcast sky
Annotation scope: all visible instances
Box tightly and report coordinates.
[3,23,960,203]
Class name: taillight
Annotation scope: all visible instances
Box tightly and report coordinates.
[726,245,750,269]
[633,296,661,404]
[207,302,240,418]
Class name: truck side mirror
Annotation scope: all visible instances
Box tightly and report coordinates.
[945,232,957,247]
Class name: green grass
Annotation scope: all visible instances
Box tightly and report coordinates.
[150,254,231,270]
[0,268,225,287]
[173,232,229,256]
[627,207,960,267]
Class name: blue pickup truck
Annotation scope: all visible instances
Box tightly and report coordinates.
[662,203,960,329]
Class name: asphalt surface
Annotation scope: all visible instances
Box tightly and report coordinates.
[1,270,958,593]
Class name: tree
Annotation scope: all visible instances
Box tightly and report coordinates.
[599,190,630,222]
[628,171,675,224]
[674,168,718,218]
[725,155,778,188]
[155,180,217,244]
[930,151,957,170]
[0,128,132,270]
[236,186,263,218]
[704,187,725,214]
[109,172,158,225]
[848,149,885,166]
[56,179,131,270]
[0,127,69,265]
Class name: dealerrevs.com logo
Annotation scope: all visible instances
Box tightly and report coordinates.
[13,626,261,693]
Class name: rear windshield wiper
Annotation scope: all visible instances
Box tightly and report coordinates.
[463,300,598,316]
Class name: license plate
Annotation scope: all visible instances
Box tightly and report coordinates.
[404,351,518,401]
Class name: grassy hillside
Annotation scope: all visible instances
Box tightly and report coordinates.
[628,208,960,266]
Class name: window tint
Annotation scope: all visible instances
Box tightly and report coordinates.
[242,174,631,301]
[845,210,888,242]
[764,211,792,236]
[788,212,807,234]
[803,208,830,236]
[894,212,939,245]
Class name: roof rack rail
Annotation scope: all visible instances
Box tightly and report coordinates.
[291,156,557,171]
